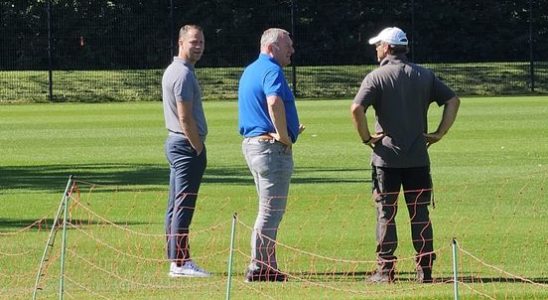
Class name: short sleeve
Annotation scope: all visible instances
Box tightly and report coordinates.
[263,68,284,98]
[431,76,456,106]
[353,74,378,107]
[175,69,194,102]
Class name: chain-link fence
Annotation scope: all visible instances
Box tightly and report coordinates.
[1,0,547,102]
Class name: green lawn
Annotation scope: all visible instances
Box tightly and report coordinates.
[1,62,547,103]
[1,97,547,299]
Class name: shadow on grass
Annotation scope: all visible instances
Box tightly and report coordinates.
[436,275,548,284]
[293,166,371,184]
[0,164,168,193]
[0,218,147,231]
[280,271,548,284]
[1,164,369,192]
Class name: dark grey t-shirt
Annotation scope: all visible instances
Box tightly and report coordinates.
[353,54,455,168]
[162,57,207,140]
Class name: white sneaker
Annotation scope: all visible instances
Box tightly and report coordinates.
[168,261,211,278]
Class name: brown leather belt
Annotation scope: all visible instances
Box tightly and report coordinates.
[254,134,275,142]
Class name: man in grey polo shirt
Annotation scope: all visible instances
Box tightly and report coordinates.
[162,24,209,278]
[351,27,460,283]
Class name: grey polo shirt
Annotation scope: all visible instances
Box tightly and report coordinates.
[162,57,207,140]
[353,54,455,168]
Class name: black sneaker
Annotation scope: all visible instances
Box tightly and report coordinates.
[368,269,395,283]
[245,268,287,282]
[417,266,433,283]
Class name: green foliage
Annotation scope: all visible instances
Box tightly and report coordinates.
[2,0,548,70]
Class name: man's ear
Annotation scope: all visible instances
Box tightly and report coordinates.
[383,44,391,54]
[267,43,276,52]
[266,43,277,57]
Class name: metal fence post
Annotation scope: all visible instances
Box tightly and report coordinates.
[58,177,73,300]
[225,213,238,300]
[529,0,535,92]
[46,0,53,101]
[32,176,73,300]
[169,0,174,59]
[290,0,298,97]
[452,239,459,300]
[410,0,415,62]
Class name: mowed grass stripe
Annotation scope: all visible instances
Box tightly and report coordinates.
[0,97,547,299]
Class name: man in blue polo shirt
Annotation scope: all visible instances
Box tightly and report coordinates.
[238,28,305,282]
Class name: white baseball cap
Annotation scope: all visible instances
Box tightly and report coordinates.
[368,27,408,46]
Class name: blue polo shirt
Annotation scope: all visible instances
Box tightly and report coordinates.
[238,54,300,143]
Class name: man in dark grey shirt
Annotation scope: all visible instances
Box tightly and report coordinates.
[162,24,209,278]
[351,27,460,283]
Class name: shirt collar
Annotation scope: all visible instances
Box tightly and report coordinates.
[173,56,195,71]
[380,54,408,66]
[259,53,280,66]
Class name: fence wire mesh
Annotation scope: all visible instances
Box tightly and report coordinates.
[1,0,547,102]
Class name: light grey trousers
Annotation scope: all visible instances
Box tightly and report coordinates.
[242,138,293,271]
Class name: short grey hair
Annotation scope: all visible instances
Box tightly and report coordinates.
[387,44,409,55]
[179,24,202,39]
[260,28,289,49]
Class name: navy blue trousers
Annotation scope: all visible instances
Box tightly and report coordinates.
[164,134,206,263]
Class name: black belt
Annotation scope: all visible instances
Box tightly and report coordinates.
[168,129,184,135]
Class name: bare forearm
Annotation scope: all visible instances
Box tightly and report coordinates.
[177,101,203,153]
[435,96,460,135]
[267,96,291,145]
[425,96,460,147]
[180,118,202,149]
[351,103,370,141]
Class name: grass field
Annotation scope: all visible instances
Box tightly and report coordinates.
[1,97,547,299]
